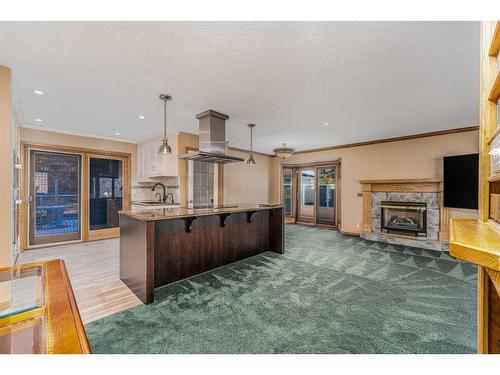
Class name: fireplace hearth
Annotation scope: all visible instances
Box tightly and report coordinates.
[381,201,427,237]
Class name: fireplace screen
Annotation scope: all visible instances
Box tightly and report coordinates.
[380,201,427,236]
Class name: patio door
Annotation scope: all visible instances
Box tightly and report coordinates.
[316,165,337,226]
[282,167,296,222]
[297,168,315,223]
[28,149,82,246]
[85,154,129,241]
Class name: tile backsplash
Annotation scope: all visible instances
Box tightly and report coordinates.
[132,176,180,203]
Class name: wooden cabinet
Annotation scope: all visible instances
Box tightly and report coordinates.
[450,22,500,354]
[137,134,178,181]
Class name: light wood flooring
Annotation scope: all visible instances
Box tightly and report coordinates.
[16,239,142,324]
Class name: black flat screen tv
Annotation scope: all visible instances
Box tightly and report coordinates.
[443,153,479,209]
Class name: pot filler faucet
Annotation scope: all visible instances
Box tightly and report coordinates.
[152,183,166,203]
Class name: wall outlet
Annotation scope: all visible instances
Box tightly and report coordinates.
[356,223,360,229]
[356,192,363,198]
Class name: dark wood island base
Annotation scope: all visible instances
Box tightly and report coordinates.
[119,205,284,304]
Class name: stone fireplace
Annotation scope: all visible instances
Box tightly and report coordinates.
[381,201,427,236]
[359,178,447,251]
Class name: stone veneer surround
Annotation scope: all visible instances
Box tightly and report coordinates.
[359,178,447,252]
[372,192,440,240]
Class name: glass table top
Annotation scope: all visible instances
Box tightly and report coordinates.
[0,264,45,320]
[0,315,46,354]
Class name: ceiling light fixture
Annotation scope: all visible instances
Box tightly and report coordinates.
[33,90,45,95]
[273,143,296,159]
[138,115,145,119]
[324,122,329,126]
[35,118,43,122]
[246,124,256,165]
[158,94,172,155]
[114,132,121,136]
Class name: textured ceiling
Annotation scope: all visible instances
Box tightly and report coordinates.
[0,21,479,153]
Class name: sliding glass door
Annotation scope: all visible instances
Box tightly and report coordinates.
[29,149,82,246]
[283,167,295,220]
[297,168,315,223]
[86,155,126,240]
[316,166,337,226]
[282,163,339,227]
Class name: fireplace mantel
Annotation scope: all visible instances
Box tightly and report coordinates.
[360,178,449,250]
[360,178,442,193]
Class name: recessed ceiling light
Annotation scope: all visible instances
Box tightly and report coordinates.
[324,122,329,126]
[114,132,121,136]
[33,90,45,95]
[35,118,43,122]
[138,115,145,119]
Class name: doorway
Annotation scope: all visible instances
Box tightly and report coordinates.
[23,143,131,249]
[86,155,128,241]
[282,161,340,228]
[297,168,316,223]
[316,166,337,225]
[28,149,82,246]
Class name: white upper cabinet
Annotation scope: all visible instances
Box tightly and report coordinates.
[137,133,178,181]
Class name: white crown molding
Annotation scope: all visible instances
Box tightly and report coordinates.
[20,124,138,144]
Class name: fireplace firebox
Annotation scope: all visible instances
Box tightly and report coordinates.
[380,201,427,237]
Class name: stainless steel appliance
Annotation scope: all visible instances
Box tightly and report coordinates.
[178,110,244,164]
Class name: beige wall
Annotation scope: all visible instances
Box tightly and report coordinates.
[224,149,273,205]
[20,127,138,181]
[270,129,479,234]
[19,127,478,235]
[0,66,13,267]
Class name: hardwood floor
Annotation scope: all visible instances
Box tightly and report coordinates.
[16,239,142,324]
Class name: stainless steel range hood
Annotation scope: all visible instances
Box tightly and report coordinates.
[178,109,244,164]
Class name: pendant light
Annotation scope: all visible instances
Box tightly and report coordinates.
[246,124,256,165]
[158,94,172,154]
[273,143,295,159]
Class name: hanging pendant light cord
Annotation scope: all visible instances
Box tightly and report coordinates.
[163,98,167,138]
[250,126,253,152]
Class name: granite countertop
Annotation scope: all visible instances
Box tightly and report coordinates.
[119,203,284,221]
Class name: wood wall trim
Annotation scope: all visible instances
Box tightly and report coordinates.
[293,126,479,155]
[20,141,131,159]
[439,182,450,241]
[489,21,500,57]
[282,159,341,168]
[489,71,500,103]
[362,192,372,232]
[359,178,442,185]
[338,229,361,237]
[479,22,499,221]
[360,178,442,193]
[0,66,12,267]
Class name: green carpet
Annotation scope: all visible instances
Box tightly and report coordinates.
[86,225,477,353]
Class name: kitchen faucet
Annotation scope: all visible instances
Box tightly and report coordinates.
[151,183,166,203]
[165,193,174,204]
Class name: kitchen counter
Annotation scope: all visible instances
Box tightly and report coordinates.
[119,203,285,304]
[120,203,283,221]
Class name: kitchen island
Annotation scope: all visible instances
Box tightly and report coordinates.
[119,204,284,304]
